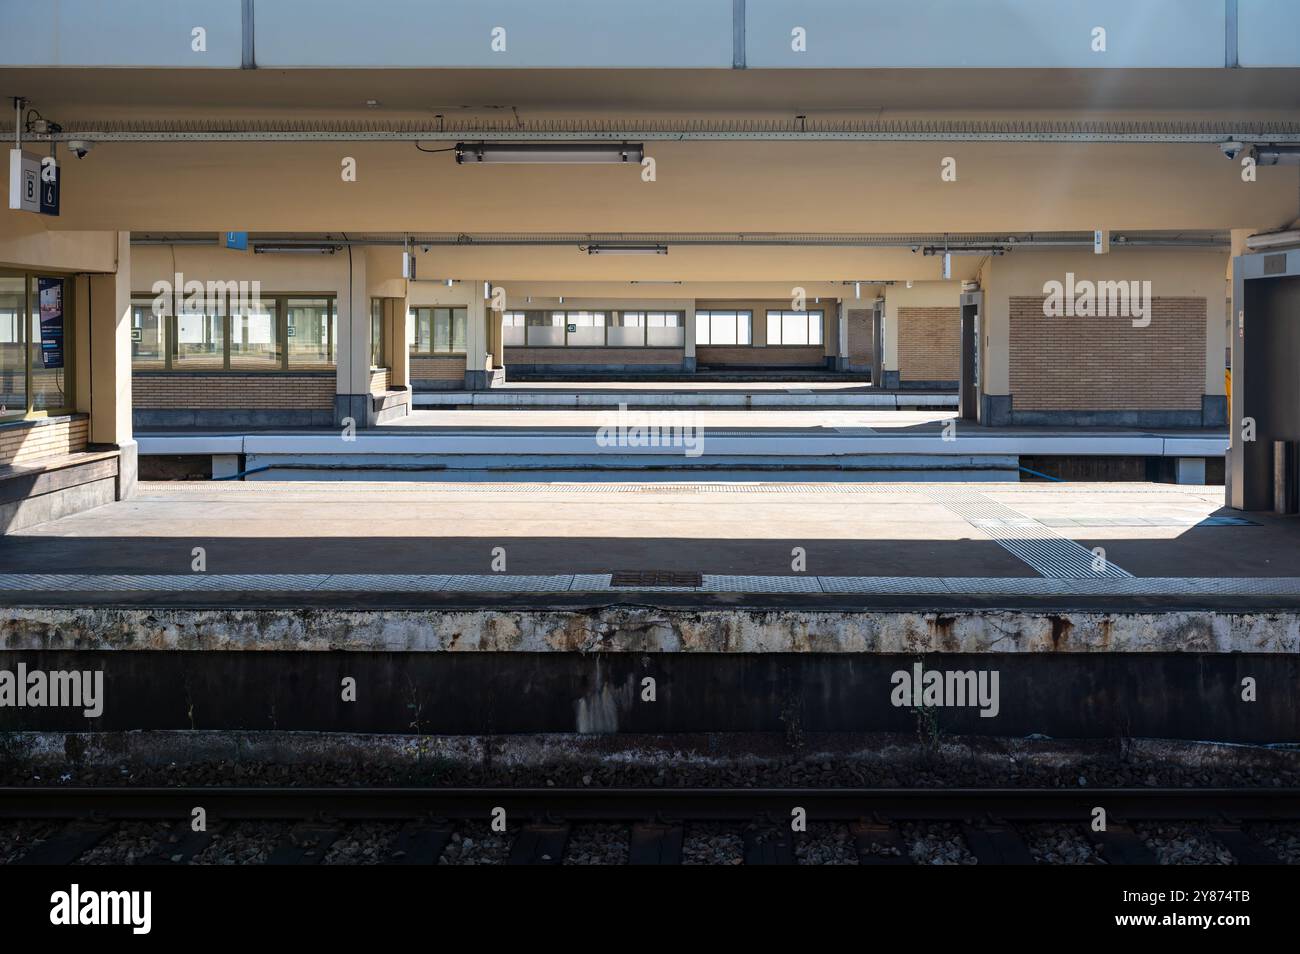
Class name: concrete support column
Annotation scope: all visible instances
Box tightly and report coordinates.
[834,299,849,371]
[464,282,491,390]
[333,248,371,427]
[489,300,504,371]
[85,232,136,499]
[384,296,410,390]
[683,301,697,372]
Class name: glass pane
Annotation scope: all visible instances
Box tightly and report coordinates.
[502,311,525,346]
[0,276,25,418]
[286,298,333,368]
[695,312,709,345]
[607,324,643,346]
[451,309,467,352]
[567,312,605,346]
[527,313,565,346]
[131,296,166,369]
[370,299,383,368]
[809,311,823,346]
[647,315,684,347]
[783,312,808,346]
[230,299,279,369]
[738,312,752,345]
[711,313,738,345]
[174,312,225,368]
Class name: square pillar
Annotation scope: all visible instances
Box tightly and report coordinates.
[683,301,697,372]
[464,283,491,390]
[834,299,849,371]
[335,248,371,426]
[86,232,136,498]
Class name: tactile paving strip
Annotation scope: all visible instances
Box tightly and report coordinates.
[2,574,1299,596]
[924,488,1134,580]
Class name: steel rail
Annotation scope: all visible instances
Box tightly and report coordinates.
[2,787,1298,822]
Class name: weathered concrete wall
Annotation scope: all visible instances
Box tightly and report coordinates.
[2,604,1296,654]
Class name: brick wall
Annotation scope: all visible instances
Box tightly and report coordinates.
[410,356,464,380]
[505,347,683,366]
[697,346,825,367]
[897,307,960,382]
[1009,296,1207,411]
[847,308,873,366]
[133,373,335,409]
[369,368,390,394]
[0,416,89,467]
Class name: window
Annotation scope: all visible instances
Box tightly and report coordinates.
[370,299,385,369]
[0,276,26,419]
[766,310,824,346]
[0,271,74,419]
[232,298,281,369]
[130,297,166,369]
[525,312,564,347]
[614,311,685,347]
[696,310,752,346]
[409,307,468,354]
[502,311,526,347]
[130,290,337,372]
[286,298,335,368]
[563,311,606,347]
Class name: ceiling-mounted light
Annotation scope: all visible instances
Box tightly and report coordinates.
[559,295,564,304]
[855,282,861,299]
[456,142,644,164]
[585,244,668,256]
[445,278,454,288]
[906,280,913,289]
[253,244,338,254]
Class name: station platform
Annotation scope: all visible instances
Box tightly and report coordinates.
[2,479,1297,741]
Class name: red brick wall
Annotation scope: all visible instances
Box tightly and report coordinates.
[0,416,89,467]
[410,356,464,380]
[133,373,335,409]
[898,307,960,382]
[697,346,825,367]
[1009,296,1207,411]
[847,308,873,367]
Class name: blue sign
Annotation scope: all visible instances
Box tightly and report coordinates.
[38,278,65,370]
[225,231,248,250]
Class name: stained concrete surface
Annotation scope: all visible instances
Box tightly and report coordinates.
[0,482,1296,613]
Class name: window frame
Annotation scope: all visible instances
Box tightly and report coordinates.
[765,309,825,347]
[695,310,753,347]
[1,269,76,420]
[132,290,338,373]
[408,306,470,356]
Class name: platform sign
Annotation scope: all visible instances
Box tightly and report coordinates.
[8,149,40,212]
[38,277,65,370]
[39,159,59,216]
[225,231,248,251]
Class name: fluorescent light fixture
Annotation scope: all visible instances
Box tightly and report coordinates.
[445,279,454,287]
[253,244,338,254]
[456,142,644,164]
[906,280,913,289]
[586,244,667,256]
[855,282,861,299]
[559,296,564,304]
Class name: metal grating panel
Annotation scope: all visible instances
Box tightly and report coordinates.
[925,489,1134,579]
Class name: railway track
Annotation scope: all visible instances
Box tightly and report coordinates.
[1,787,1297,865]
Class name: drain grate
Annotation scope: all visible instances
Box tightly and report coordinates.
[610,570,704,588]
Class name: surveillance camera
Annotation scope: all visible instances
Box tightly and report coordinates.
[66,140,94,158]
[1219,141,1254,161]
